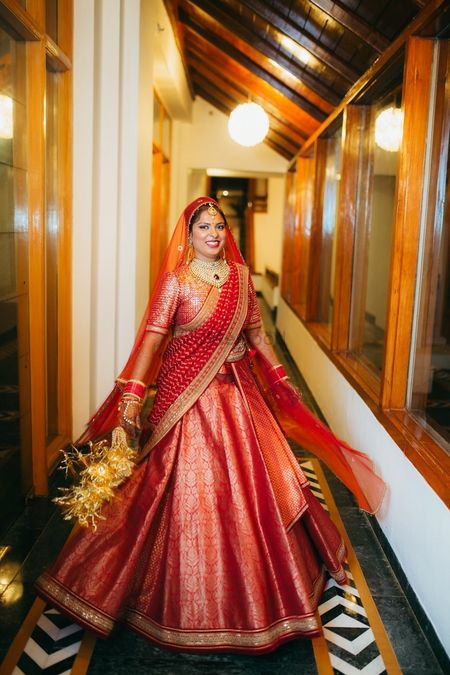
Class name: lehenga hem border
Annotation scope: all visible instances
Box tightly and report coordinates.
[35,573,114,636]
[124,611,321,653]
[34,565,334,652]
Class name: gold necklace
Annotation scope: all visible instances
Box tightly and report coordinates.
[189,257,230,289]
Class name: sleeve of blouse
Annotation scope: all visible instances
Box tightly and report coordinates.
[146,272,180,335]
[247,279,263,330]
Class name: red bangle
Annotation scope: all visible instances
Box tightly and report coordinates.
[124,379,147,400]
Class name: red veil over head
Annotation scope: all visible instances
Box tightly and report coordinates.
[77,196,385,514]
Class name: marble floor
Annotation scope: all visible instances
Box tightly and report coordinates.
[0,300,448,674]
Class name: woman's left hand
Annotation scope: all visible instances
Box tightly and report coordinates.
[118,397,143,438]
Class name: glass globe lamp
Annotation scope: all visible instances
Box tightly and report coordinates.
[228,102,269,147]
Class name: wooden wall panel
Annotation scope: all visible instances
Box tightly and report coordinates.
[291,156,315,316]
[306,138,327,321]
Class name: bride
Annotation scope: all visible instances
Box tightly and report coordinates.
[35,196,384,653]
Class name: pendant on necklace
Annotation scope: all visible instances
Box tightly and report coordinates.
[214,273,219,280]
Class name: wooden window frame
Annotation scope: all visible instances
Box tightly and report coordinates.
[150,90,172,290]
[0,0,73,494]
[281,20,450,506]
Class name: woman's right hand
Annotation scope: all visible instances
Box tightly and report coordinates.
[118,397,143,438]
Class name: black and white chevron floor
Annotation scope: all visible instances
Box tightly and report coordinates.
[4,459,399,675]
[301,460,389,675]
[12,608,84,675]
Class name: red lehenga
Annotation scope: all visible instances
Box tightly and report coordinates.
[35,197,385,654]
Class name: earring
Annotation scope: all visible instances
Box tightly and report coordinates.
[222,246,226,261]
[186,239,194,264]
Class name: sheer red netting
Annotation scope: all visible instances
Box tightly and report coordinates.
[252,353,386,514]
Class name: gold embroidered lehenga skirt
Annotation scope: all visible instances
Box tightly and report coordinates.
[36,357,346,654]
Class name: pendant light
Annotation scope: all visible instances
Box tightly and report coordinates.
[375,106,404,152]
[228,102,269,147]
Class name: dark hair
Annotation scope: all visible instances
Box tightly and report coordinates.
[189,203,226,232]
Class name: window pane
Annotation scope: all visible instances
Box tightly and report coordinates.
[281,168,297,303]
[293,154,315,316]
[0,28,31,515]
[45,70,59,442]
[349,91,402,374]
[409,69,450,450]
[317,125,342,328]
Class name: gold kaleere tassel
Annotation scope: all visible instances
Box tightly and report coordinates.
[53,427,138,530]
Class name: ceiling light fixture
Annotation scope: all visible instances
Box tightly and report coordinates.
[228,102,269,147]
[375,106,404,152]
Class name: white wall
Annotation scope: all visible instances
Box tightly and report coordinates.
[277,298,450,655]
[253,176,285,275]
[72,0,156,437]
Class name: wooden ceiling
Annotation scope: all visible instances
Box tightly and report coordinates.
[164,0,428,159]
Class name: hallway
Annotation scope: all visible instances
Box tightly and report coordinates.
[0,301,446,675]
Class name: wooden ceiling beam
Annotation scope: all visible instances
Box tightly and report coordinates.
[307,0,390,53]
[182,14,326,122]
[297,0,448,160]
[181,0,333,116]
[193,83,294,159]
[239,0,361,82]
[188,56,306,146]
[185,28,320,137]
[185,0,342,103]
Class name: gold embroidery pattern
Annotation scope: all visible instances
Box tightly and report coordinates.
[124,611,320,648]
[173,286,219,337]
[139,265,249,461]
[328,541,347,584]
[36,573,114,633]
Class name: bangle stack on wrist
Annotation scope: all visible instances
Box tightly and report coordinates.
[119,380,147,428]
[122,379,147,402]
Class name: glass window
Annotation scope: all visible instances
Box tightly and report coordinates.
[316,124,342,331]
[408,63,450,450]
[349,87,403,374]
[0,27,31,511]
[281,168,297,303]
[45,69,60,442]
[294,153,315,316]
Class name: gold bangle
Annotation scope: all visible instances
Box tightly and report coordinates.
[121,393,143,403]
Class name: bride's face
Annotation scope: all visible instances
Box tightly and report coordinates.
[190,209,227,262]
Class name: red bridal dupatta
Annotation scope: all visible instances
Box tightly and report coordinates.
[77,196,385,515]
